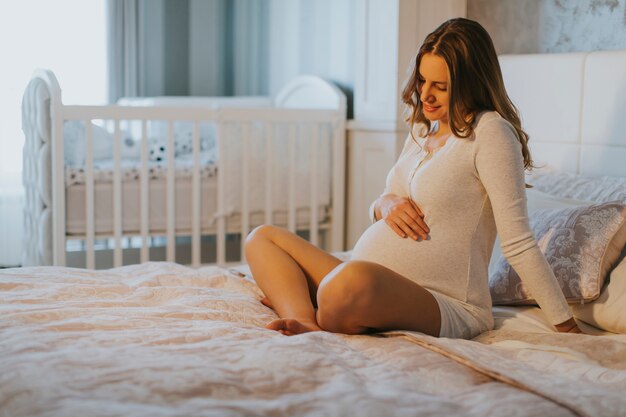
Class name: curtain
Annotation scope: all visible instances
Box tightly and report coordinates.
[230,0,269,96]
[107,0,144,102]
[1,0,107,267]
[267,0,356,97]
[108,0,269,99]
[108,0,355,99]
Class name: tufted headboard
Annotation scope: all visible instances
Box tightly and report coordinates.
[21,70,62,266]
[499,50,626,178]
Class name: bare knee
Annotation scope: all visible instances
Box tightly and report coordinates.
[316,261,377,334]
[246,224,278,242]
[245,224,277,253]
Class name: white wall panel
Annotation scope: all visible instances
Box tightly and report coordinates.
[580,146,626,177]
[581,51,626,147]
[500,53,586,146]
[529,142,580,174]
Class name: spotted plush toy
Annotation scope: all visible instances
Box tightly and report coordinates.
[146,125,215,162]
[148,137,167,162]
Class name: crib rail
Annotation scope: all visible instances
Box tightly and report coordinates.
[52,105,345,268]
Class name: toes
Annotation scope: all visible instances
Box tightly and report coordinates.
[266,319,319,335]
[260,296,274,309]
[265,319,286,331]
[285,320,309,335]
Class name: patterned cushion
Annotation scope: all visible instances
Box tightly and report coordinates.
[490,201,626,305]
[488,189,591,276]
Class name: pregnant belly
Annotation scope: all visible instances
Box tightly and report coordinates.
[350,220,432,282]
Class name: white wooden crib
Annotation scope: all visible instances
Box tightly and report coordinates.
[22,70,347,268]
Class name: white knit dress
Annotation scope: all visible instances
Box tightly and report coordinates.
[351,111,572,339]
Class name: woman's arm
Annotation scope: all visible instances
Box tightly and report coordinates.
[474,116,577,332]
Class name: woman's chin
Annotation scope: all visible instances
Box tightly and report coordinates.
[423,113,442,122]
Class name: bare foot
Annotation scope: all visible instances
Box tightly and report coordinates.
[260,296,274,309]
[266,318,322,336]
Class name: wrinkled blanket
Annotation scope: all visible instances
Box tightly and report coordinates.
[1,262,625,417]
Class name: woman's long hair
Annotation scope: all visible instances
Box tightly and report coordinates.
[401,18,534,170]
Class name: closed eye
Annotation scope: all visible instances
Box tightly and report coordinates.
[417,77,447,92]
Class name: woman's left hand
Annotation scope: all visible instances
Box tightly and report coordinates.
[554,317,583,334]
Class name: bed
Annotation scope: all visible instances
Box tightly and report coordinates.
[4,51,625,416]
[21,72,347,268]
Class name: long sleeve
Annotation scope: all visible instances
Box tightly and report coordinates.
[474,117,573,325]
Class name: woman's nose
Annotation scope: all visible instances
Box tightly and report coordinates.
[420,86,433,103]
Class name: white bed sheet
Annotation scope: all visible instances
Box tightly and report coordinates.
[2,262,624,417]
[493,305,617,337]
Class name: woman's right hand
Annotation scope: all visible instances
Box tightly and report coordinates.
[377,194,429,240]
[554,317,583,334]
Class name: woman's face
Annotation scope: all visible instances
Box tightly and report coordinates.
[418,53,450,125]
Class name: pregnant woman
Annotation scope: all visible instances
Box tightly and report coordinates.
[244,18,581,338]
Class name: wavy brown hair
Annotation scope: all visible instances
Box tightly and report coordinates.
[401,18,534,170]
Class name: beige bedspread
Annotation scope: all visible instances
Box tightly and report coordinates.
[1,262,625,417]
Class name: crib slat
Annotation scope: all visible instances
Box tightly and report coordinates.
[191,121,201,267]
[166,121,176,262]
[52,103,66,266]
[216,121,226,266]
[85,121,95,269]
[331,117,346,252]
[240,122,251,262]
[288,124,297,233]
[140,120,149,263]
[264,123,273,225]
[309,124,319,246]
[113,120,122,267]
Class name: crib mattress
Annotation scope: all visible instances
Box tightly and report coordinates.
[66,175,330,236]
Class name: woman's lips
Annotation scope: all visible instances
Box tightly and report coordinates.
[423,103,440,112]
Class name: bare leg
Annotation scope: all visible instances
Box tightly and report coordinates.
[316,261,441,336]
[244,225,342,334]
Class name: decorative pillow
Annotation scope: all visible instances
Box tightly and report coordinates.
[488,189,591,275]
[573,254,626,333]
[489,201,626,305]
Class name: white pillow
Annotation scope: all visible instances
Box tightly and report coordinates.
[525,187,593,211]
[573,254,626,333]
[526,171,626,203]
[63,121,139,165]
[64,121,113,166]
